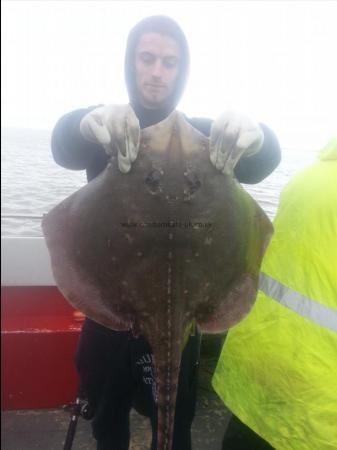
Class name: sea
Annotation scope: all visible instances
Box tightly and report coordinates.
[1,127,319,237]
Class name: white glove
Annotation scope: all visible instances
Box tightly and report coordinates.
[210,111,264,175]
[80,104,140,173]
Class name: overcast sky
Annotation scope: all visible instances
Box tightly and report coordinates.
[2,0,337,150]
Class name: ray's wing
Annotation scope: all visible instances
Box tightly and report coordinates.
[42,181,134,331]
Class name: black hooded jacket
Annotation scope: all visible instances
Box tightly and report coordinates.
[51,15,281,183]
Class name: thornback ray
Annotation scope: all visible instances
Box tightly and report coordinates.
[42,110,273,450]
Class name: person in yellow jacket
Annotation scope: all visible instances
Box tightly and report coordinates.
[213,138,337,450]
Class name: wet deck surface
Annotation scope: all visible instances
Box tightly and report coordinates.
[2,335,230,450]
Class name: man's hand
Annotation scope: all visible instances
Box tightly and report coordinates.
[210,111,264,175]
[80,104,140,173]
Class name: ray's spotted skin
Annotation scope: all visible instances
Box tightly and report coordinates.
[42,110,273,450]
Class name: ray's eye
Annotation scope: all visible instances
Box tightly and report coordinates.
[184,170,201,195]
[145,169,162,194]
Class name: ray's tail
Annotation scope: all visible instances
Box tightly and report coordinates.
[151,349,181,450]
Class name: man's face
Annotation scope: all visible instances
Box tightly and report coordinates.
[134,32,180,109]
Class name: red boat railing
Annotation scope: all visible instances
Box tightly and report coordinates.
[1,237,82,410]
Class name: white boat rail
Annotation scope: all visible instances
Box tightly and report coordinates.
[1,214,43,219]
[1,236,56,286]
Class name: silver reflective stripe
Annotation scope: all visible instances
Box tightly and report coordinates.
[259,272,337,332]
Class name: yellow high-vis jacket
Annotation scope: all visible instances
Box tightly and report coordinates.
[212,139,337,450]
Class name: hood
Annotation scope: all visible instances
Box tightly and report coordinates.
[124,15,190,128]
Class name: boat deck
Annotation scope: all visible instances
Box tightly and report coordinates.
[2,335,230,450]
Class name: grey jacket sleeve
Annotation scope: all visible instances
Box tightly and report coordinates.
[186,117,281,184]
[51,107,106,171]
[234,123,281,184]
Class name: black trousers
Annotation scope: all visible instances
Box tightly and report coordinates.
[75,318,201,450]
[222,415,274,450]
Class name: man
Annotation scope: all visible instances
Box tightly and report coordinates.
[213,138,337,450]
[51,15,281,450]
